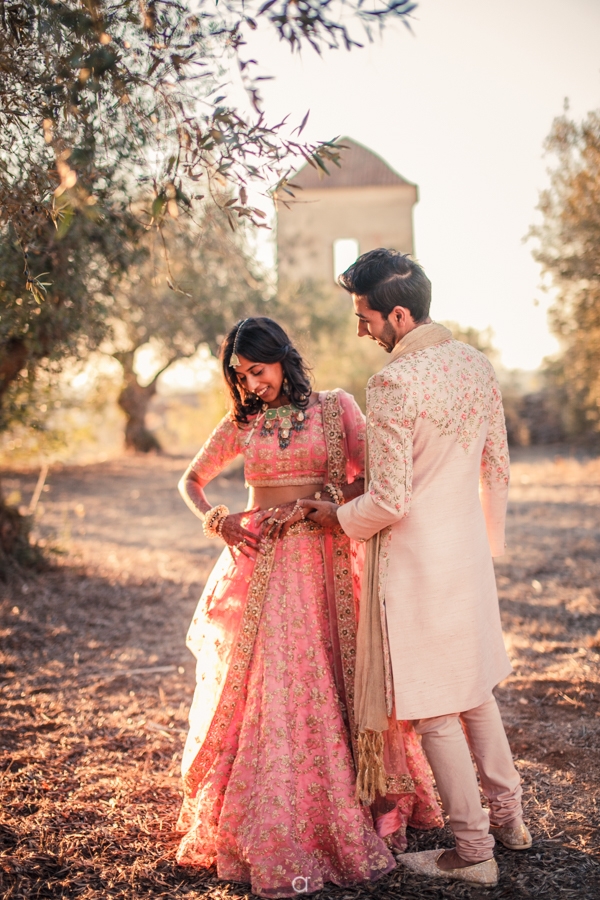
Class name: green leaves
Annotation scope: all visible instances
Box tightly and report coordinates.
[1,1,413,264]
[0,0,414,441]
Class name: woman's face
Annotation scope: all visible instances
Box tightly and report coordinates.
[234,355,285,406]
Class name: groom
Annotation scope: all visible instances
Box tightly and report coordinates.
[302,249,531,887]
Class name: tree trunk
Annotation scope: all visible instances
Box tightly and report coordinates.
[0,337,28,428]
[117,375,161,453]
[0,340,34,573]
[0,475,41,577]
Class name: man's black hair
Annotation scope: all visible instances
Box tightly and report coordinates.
[338,248,431,322]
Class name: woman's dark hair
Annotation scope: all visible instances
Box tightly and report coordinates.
[221,317,312,424]
[338,248,431,322]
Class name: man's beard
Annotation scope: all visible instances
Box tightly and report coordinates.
[380,320,397,353]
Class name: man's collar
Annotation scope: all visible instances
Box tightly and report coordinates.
[388,322,453,364]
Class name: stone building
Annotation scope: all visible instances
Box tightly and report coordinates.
[276,137,418,286]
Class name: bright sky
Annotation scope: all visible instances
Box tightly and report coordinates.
[239,0,600,370]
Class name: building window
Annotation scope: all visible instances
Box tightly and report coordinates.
[333,238,359,283]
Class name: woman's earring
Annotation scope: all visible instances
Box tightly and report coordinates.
[282,377,290,395]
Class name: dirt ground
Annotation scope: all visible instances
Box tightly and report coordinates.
[1,447,599,899]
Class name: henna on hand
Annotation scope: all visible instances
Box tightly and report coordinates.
[255,501,306,544]
[220,508,261,558]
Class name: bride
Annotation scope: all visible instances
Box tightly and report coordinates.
[175,316,442,897]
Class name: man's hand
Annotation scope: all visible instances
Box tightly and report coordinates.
[298,498,340,530]
[255,502,305,543]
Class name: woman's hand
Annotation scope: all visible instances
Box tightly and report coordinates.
[255,501,306,543]
[298,498,340,530]
[219,508,261,559]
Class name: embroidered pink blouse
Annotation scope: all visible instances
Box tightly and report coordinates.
[189,390,365,488]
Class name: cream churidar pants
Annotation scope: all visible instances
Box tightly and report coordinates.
[414,695,523,862]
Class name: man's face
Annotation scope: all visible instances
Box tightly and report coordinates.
[353,294,398,353]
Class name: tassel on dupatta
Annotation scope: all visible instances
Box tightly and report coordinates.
[354,322,453,804]
[355,731,387,804]
[353,469,389,803]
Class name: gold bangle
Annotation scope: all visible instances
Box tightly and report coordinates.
[203,504,229,539]
[216,515,227,538]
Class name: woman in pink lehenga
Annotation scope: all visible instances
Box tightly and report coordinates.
[175,317,442,897]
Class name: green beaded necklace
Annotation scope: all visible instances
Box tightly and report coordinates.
[260,402,306,450]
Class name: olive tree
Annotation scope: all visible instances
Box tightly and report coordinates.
[529,108,600,440]
[0,0,417,565]
[109,205,267,451]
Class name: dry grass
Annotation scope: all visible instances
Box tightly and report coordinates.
[1,448,599,898]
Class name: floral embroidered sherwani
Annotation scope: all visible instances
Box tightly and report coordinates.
[338,338,512,720]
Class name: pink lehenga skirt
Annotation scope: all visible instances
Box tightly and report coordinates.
[176,522,441,897]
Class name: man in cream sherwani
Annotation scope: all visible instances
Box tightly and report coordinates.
[304,249,531,888]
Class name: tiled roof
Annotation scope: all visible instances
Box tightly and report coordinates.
[290,137,412,189]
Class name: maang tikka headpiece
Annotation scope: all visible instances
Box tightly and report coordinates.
[229,318,248,368]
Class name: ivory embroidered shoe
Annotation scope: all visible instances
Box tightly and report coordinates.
[399,849,499,887]
[490,821,533,850]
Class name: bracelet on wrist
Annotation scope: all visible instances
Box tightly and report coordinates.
[203,504,229,539]
[268,499,304,526]
[324,483,345,505]
[216,514,228,538]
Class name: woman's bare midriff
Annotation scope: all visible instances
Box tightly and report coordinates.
[249,483,324,511]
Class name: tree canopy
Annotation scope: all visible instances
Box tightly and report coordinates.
[1,0,416,254]
[109,204,267,451]
[0,0,417,430]
[0,0,418,564]
[530,108,600,439]
[0,208,142,434]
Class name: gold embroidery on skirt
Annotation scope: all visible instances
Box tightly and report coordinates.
[184,540,277,796]
[386,773,416,794]
[321,391,359,763]
[285,519,321,536]
[330,535,357,738]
